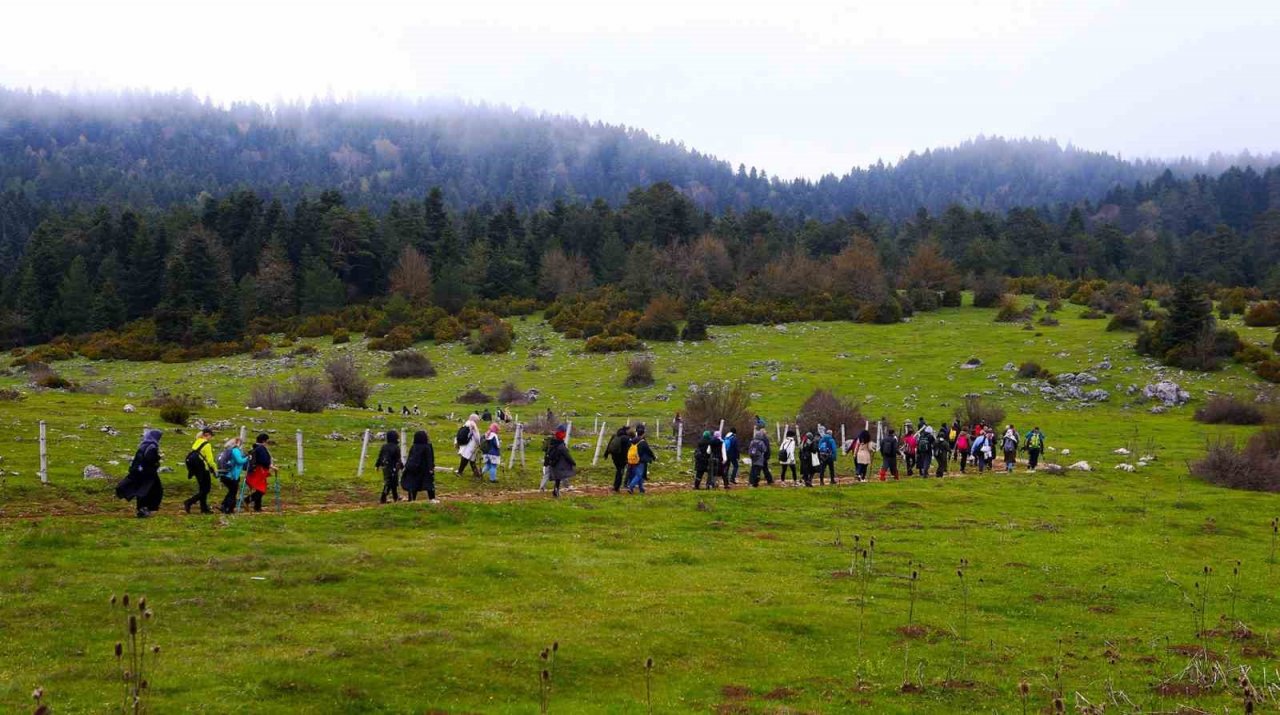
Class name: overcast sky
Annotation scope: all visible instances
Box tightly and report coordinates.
[2,0,1277,178]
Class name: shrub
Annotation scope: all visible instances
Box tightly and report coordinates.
[251,348,276,360]
[905,287,939,313]
[0,387,24,401]
[324,353,371,407]
[1080,308,1106,319]
[941,290,963,308]
[290,344,319,357]
[434,316,466,343]
[953,396,1006,429]
[1106,304,1143,332]
[1045,297,1063,313]
[30,367,73,390]
[635,296,682,341]
[497,381,533,405]
[1017,361,1051,379]
[683,380,753,436]
[624,355,655,388]
[468,318,514,354]
[971,275,1006,308]
[248,375,333,413]
[1244,301,1280,327]
[1274,331,1280,352]
[681,308,709,341]
[1193,396,1266,425]
[856,296,904,324]
[1236,344,1271,365]
[456,388,493,405]
[994,297,1032,323]
[794,388,866,436]
[1190,427,1280,491]
[584,333,642,353]
[369,326,415,352]
[332,329,351,345]
[386,350,436,378]
[158,401,191,426]
[1257,360,1280,384]
[1037,315,1060,327]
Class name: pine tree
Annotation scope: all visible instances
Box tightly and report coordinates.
[90,251,127,331]
[595,231,626,284]
[1165,277,1213,348]
[253,238,297,317]
[56,256,94,334]
[298,254,346,315]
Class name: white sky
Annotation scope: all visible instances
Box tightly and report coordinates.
[1,0,1277,179]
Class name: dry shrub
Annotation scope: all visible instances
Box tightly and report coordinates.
[953,396,1006,428]
[248,375,332,413]
[386,350,436,378]
[251,348,276,360]
[1259,360,1280,384]
[1244,302,1280,327]
[794,389,866,435]
[1191,427,1280,491]
[159,401,191,426]
[332,328,351,345]
[971,274,1006,308]
[456,388,493,405]
[497,381,532,405]
[468,317,514,354]
[1038,315,1060,327]
[1017,361,1051,379]
[70,380,111,395]
[1106,304,1144,332]
[30,365,73,390]
[1080,308,1106,319]
[994,296,1032,323]
[683,381,753,435]
[624,355,655,388]
[369,326,415,352]
[1193,396,1266,425]
[291,344,319,357]
[324,353,371,407]
[0,387,24,401]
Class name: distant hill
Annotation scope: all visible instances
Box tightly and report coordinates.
[1,88,1277,219]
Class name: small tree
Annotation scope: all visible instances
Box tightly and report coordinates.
[683,381,753,435]
[388,246,434,306]
[325,353,371,407]
[794,389,867,436]
[624,355,655,388]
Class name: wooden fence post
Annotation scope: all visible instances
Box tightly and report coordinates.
[357,429,371,478]
[676,422,684,463]
[38,420,47,484]
[508,423,519,469]
[296,429,304,475]
[239,425,246,443]
[592,423,608,466]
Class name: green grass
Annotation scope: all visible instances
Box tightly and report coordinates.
[1,298,1279,712]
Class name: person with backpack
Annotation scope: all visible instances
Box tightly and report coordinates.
[401,430,437,502]
[182,427,218,514]
[693,430,713,489]
[245,433,277,512]
[116,429,164,518]
[778,429,798,483]
[933,427,951,477]
[747,429,773,487]
[374,430,404,503]
[902,426,918,476]
[852,429,873,482]
[817,427,838,484]
[217,436,249,514]
[955,429,971,473]
[1023,426,1046,472]
[723,427,741,485]
[878,428,900,480]
[481,407,492,422]
[625,425,655,494]
[1001,424,1019,473]
[455,414,482,479]
[542,424,575,498]
[708,430,726,489]
[606,426,632,492]
[481,423,501,483]
[972,428,994,473]
[915,426,935,477]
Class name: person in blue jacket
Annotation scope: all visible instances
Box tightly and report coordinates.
[817,427,838,483]
[217,436,250,514]
[723,427,741,485]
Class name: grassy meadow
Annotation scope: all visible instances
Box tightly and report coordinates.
[2,297,1280,713]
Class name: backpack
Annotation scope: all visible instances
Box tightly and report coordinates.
[626,443,641,466]
[216,446,234,473]
[749,438,765,462]
[917,431,934,453]
[1027,432,1044,450]
[1003,435,1018,452]
[184,441,210,478]
[455,425,471,447]
[606,435,624,458]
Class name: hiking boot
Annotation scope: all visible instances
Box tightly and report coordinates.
[183,500,192,514]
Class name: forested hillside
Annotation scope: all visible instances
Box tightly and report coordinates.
[3,88,1277,220]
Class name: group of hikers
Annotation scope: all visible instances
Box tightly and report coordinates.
[687,418,1047,488]
[111,412,1047,517]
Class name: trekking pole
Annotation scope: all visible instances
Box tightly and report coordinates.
[273,468,282,514]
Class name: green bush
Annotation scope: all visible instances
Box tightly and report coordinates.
[386,350,437,378]
[1244,301,1280,327]
[158,401,191,426]
[941,290,963,307]
[584,333,642,353]
[467,318,514,354]
[1235,344,1271,365]
[369,326,415,352]
[1105,304,1143,332]
[433,317,466,343]
[332,328,351,345]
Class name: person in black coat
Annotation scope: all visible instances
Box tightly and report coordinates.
[116,429,164,518]
[374,431,404,503]
[543,425,575,498]
[693,430,712,489]
[606,426,633,492]
[401,430,437,502]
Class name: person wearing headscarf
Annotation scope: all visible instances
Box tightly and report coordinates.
[245,433,277,512]
[116,429,164,518]
[798,432,817,487]
[482,423,501,483]
[455,414,482,479]
[375,430,404,503]
[853,429,873,482]
[693,429,713,489]
[542,424,575,498]
[401,430,437,502]
[708,430,726,489]
[778,429,798,483]
[218,436,250,514]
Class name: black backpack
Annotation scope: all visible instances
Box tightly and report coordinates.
[455,425,471,446]
[185,440,210,479]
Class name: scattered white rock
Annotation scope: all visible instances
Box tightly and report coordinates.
[1068,461,1092,472]
[1115,463,1135,472]
[1143,381,1191,407]
[83,465,109,480]
[122,404,135,413]
[1113,447,1131,455]
[1003,362,1017,371]
[1061,448,1071,456]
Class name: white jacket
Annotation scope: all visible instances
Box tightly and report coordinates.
[458,420,481,460]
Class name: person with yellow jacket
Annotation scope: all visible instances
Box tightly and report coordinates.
[183,427,218,514]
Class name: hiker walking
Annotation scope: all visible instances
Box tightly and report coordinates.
[401,430,437,502]
[778,429,798,483]
[902,426,918,476]
[626,425,656,494]
[799,432,818,486]
[1023,426,1046,472]
[878,428,900,481]
[916,426,935,477]
[850,429,872,482]
[694,430,713,489]
[116,429,164,518]
[709,430,727,489]
[748,429,774,486]
[606,426,632,492]
[955,428,971,473]
[1001,424,1019,473]
[245,433,277,512]
[543,425,575,498]
[933,426,951,477]
[723,427,741,485]
[482,423,501,483]
[455,414,482,478]
[375,430,404,503]
[217,436,249,514]
[818,427,838,484]
[183,427,218,514]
